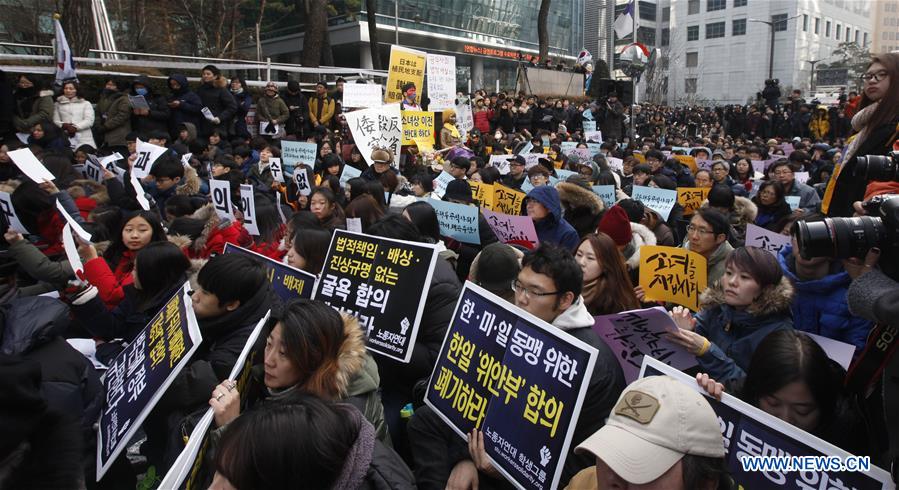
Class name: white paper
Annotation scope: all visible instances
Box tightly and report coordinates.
[488,155,512,175]
[584,130,603,143]
[275,192,287,224]
[426,53,457,111]
[56,199,92,242]
[8,148,56,183]
[129,171,151,211]
[66,338,108,370]
[209,179,233,222]
[15,132,30,144]
[0,190,29,234]
[201,106,215,121]
[342,83,384,109]
[99,153,124,168]
[294,168,312,197]
[128,95,150,110]
[454,103,473,141]
[239,184,259,236]
[345,104,402,168]
[180,153,193,168]
[346,217,362,233]
[269,158,284,183]
[62,223,85,276]
[132,139,168,179]
[83,156,105,183]
[804,332,856,371]
[786,195,801,211]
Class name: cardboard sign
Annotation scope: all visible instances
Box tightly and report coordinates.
[97,283,201,480]
[209,179,233,222]
[129,171,151,211]
[239,184,259,236]
[469,181,495,210]
[677,187,710,216]
[293,167,312,197]
[401,110,436,146]
[312,229,439,363]
[426,53,457,111]
[224,243,316,300]
[8,148,56,183]
[339,164,362,187]
[488,155,513,175]
[640,357,893,490]
[133,140,167,179]
[639,245,708,311]
[591,185,616,208]
[345,104,403,168]
[426,283,598,490]
[632,186,678,221]
[0,190,29,234]
[593,307,698,384]
[342,83,384,109]
[429,198,481,245]
[786,195,801,211]
[745,223,791,256]
[385,45,427,104]
[493,184,526,216]
[280,141,317,173]
[269,157,284,183]
[482,208,539,249]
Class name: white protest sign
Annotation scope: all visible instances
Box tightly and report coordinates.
[133,140,168,179]
[342,83,384,109]
[55,199,91,242]
[488,155,512,175]
[99,153,124,168]
[0,191,29,234]
[269,157,284,183]
[584,130,603,143]
[15,132,29,144]
[209,179,233,221]
[583,120,597,133]
[795,171,810,185]
[607,157,624,172]
[8,148,56,183]
[454,102,473,140]
[62,224,85,277]
[239,184,259,236]
[522,153,543,170]
[294,168,312,197]
[280,141,317,168]
[339,164,362,187]
[129,172,151,211]
[83,156,105,183]
[345,104,402,168]
[804,332,856,371]
[275,192,287,224]
[431,171,455,199]
[201,106,215,121]
[180,153,193,167]
[786,195,801,211]
[346,217,363,233]
[632,186,678,221]
[128,95,149,110]
[745,223,791,256]
[426,53,457,111]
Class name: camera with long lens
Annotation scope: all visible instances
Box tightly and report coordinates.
[855,151,899,182]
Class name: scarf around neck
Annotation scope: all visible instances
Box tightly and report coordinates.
[844,102,879,161]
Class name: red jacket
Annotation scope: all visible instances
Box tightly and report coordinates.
[35,210,66,257]
[82,250,136,308]
[473,109,492,134]
[187,221,253,259]
[249,224,286,261]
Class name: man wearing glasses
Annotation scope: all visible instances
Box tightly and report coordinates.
[500,155,527,190]
[769,160,820,214]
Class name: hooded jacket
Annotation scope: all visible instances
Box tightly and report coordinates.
[623,221,657,271]
[53,94,96,148]
[333,405,416,490]
[13,88,54,133]
[170,203,253,259]
[130,76,171,135]
[526,185,580,251]
[196,75,238,138]
[556,181,605,238]
[778,245,872,350]
[95,90,132,147]
[694,277,794,383]
[167,74,203,136]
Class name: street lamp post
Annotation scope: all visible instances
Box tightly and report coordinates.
[750,14,801,81]
[806,59,821,93]
[394,0,400,45]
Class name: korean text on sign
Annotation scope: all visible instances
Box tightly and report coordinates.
[638,245,708,312]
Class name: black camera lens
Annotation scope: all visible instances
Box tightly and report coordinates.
[794,216,886,260]
[855,155,899,182]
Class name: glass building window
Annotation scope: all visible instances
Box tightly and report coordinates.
[734,0,747,6]
[707,0,726,11]
[638,1,656,21]
[661,28,670,46]
[686,52,698,67]
[836,23,841,39]
[663,7,670,21]
[803,14,809,31]
[706,21,725,39]
[733,18,746,35]
[688,0,700,15]
[685,78,698,93]
[825,20,831,37]
[637,26,656,46]
[687,25,699,41]
[772,13,788,32]
[814,17,820,34]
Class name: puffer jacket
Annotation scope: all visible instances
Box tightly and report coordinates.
[13,89,54,133]
[778,245,872,350]
[170,203,253,259]
[556,181,605,238]
[195,76,237,138]
[130,75,171,136]
[82,248,137,308]
[256,93,290,126]
[167,74,203,137]
[53,95,96,148]
[526,185,580,251]
[95,90,132,148]
[694,277,794,383]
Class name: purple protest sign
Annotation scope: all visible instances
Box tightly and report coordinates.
[592,306,698,384]
[751,160,768,174]
[745,224,791,256]
[482,208,539,249]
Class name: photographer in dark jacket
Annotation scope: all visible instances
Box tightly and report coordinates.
[283,80,309,139]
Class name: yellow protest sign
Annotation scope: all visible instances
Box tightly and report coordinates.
[493,183,526,215]
[638,245,707,311]
[469,181,495,210]
[633,153,646,164]
[414,137,434,153]
[401,110,436,145]
[673,154,698,173]
[385,46,426,103]
[677,187,710,216]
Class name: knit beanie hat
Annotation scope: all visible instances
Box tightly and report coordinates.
[598,205,633,246]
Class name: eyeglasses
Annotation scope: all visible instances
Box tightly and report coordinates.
[773,169,793,176]
[511,279,559,299]
[686,224,715,235]
[860,71,888,83]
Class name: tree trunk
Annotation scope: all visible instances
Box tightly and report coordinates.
[537,0,551,63]
[301,0,327,81]
[365,0,382,69]
[321,25,334,66]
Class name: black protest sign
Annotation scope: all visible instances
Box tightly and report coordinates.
[223,243,315,301]
[312,229,438,362]
[96,283,202,481]
[426,283,598,490]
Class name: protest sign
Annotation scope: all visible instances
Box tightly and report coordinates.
[133,140,168,179]
[555,168,577,181]
[158,310,272,490]
[745,223,791,257]
[128,94,150,110]
[482,208,539,249]
[567,148,592,161]
[180,153,193,168]
[673,154,698,173]
[606,156,624,172]
[795,171,810,185]
[97,282,201,480]
[269,157,284,183]
[339,163,362,187]
[293,167,312,197]
[493,184,526,215]
[586,143,602,156]
[632,152,646,164]
[224,243,316,300]
[696,158,715,170]
[280,140,317,174]
[751,159,768,174]
[454,103,474,139]
[426,53,456,111]
[432,171,455,199]
[518,141,534,155]
[522,153,543,170]
[414,137,434,152]
[582,120,596,133]
[639,357,893,490]
[426,283,598,490]
[429,198,481,244]
[592,307,697,384]
[209,179,233,222]
[631,186,678,221]
[488,154,512,175]
[520,179,534,194]
[83,155,105,183]
[239,184,259,236]
[342,83,383,108]
[345,104,402,168]
[781,142,795,157]
[591,185,616,208]
[584,131,603,143]
[313,229,439,362]
[346,217,363,233]
[639,245,707,311]
[62,224,85,277]
[385,45,427,103]
[56,198,91,242]
[8,147,57,183]
[560,141,577,154]
[677,187,710,216]
[469,181,495,210]
[804,332,856,371]
[786,195,801,211]
[401,110,436,145]
[129,171,152,211]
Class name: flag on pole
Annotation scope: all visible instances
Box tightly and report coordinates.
[53,14,77,85]
[613,1,635,39]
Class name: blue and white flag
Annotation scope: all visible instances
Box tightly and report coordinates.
[54,17,77,84]
[613,1,635,39]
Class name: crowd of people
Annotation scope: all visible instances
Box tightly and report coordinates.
[0,51,897,490]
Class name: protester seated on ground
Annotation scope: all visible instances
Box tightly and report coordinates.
[246,202,286,260]
[206,299,391,446]
[680,208,734,288]
[72,241,192,363]
[566,375,728,490]
[768,159,820,213]
[142,253,276,472]
[668,246,794,384]
[210,395,415,490]
[407,244,625,489]
[167,203,253,258]
[78,210,168,308]
[622,163,652,196]
[697,329,869,456]
[525,185,580,251]
[556,176,605,239]
[752,180,792,232]
[703,184,757,248]
[285,228,331,276]
[576,233,640,315]
[597,202,656,281]
[466,242,523,303]
[777,216,873,351]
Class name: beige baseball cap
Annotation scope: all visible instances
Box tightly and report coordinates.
[575,375,725,484]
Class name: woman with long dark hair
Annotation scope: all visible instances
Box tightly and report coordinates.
[575,233,640,315]
[309,186,346,230]
[248,202,286,260]
[752,180,792,232]
[286,229,331,276]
